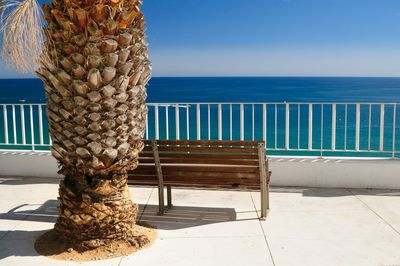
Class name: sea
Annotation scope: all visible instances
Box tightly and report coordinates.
[1,77,400,103]
[1,77,400,157]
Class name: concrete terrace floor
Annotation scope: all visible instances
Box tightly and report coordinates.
[0,177,400,266]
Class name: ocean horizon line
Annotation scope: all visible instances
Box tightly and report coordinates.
[2,75,400,80]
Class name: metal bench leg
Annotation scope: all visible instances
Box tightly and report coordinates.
[267,183,270,210]
[157,183,165,216]
[258,143,267,220]
[260,185,267,220]
[167,185,173,209]
[152,140,165,216]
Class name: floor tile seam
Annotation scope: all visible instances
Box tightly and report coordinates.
[0,205,37,241]
[265,208,370,214]
[252,235,400,242]
[157,234,267,240]
[0,218,27,241]
[250,191,276,266]
[347,188,400,237]
[138,187,154,221]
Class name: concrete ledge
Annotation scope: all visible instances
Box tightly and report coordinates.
[269,156,400,189]
[0,151,60,178]
[0,151,399,189]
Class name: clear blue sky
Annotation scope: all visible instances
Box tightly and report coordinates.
[1,0,400,78]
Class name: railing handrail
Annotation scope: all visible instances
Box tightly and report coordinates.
[1,101,400,105]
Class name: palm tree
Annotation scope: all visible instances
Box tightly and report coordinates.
[0,0,152,252]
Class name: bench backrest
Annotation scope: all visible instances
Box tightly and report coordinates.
[128,140,267,189]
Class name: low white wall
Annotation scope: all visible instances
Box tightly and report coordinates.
[0,151,399,189]
[268,156,400,189]
[0,151,61,178]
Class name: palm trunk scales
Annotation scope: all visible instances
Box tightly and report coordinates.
[36,0,151,249]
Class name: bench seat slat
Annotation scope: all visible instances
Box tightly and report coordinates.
[144,140,259,147]
[134,164,258,172]
[132,170,259,179]
[128,177,260,186]
[128,180,260,189]
[159,153,259,159]
[142,145,258,154]
[139,153,259,160]
[139,158,259,166]
[163,173,258,180]
[129,175,259,182]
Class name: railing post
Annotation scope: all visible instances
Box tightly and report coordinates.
[308,103,313,150]
[331,103,336,150]
[368,104,372,151]
[29,105,35,151]
[380,104,385,151]
[3,105,8,144]
[196,104,201,140]
[252,104,255,141]
[392,104,396,159]
[285,103,289,150]
[20,105,26,145]
[230,104,233,141]
[355,103,360,151]
[218,104,222,140]
[263,104,267,144]
[208,104,211,140]
[145,107,149,140]
[165,106,169,140]
[240,103,244,141]
[320,104,324,157]
[175,104,180,140]
[154,104,159,139]
[186,104,190,140]
[297,104,300,149]
[344,104,348,150]
[38,105,44,145]
[275,104,277,149]
[12,105,17,144]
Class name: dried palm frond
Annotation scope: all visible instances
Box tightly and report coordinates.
[0,0,47,72]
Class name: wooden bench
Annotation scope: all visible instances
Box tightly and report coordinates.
[128,140,271,219]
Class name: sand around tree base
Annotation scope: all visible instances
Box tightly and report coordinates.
[34,225,157,262]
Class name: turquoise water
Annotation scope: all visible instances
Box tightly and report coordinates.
[2,77,400,103]
[0,77,399,157]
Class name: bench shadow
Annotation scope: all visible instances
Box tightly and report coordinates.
[138,205,240,230]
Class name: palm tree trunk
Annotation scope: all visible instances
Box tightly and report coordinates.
[55,172,148,249]
[33,0,152,250]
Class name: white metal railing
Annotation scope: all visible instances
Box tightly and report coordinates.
[0,103,51,151]
[1,102,399,158]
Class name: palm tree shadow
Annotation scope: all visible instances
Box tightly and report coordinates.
[0,229,50,260]
[0,200,58,259]
[0,199,245,259]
